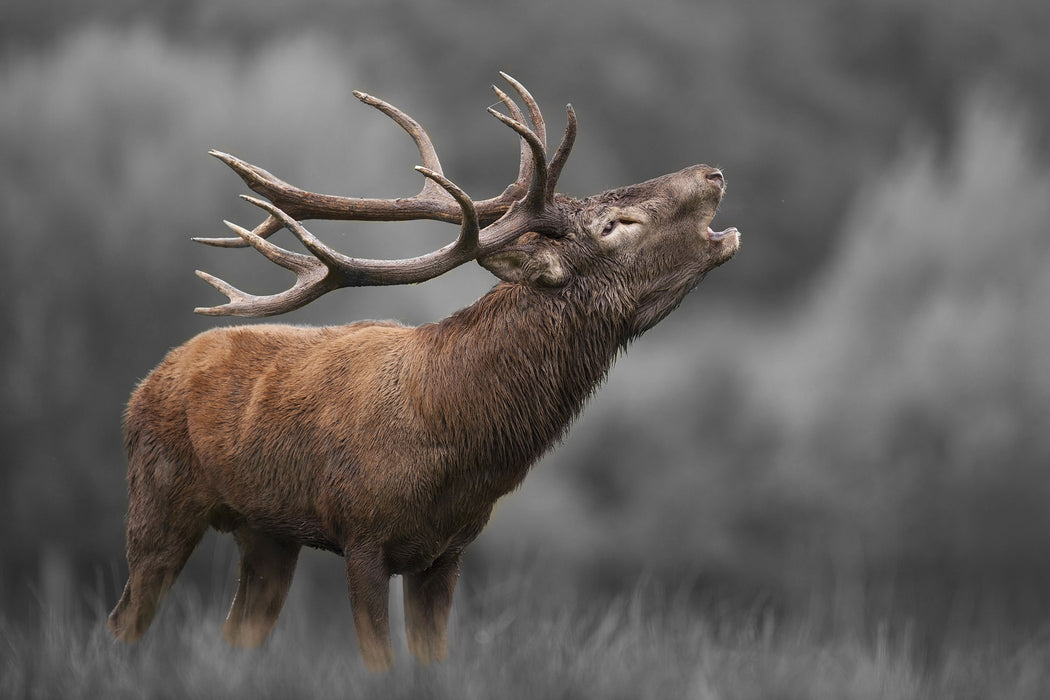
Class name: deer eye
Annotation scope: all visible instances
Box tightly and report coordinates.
[601,216,642,235]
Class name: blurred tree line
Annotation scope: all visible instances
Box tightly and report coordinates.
[2,0,1049,636]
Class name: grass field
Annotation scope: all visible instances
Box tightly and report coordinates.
[4,566,1049,700]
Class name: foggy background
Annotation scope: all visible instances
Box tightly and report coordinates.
[3,0,1049,643]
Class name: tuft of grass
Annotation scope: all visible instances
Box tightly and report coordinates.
[3,572,1049,700]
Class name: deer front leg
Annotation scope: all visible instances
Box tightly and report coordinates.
[345,544,394,671]
[403,549,462,665]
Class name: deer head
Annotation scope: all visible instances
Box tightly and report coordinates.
[193,73,739,334]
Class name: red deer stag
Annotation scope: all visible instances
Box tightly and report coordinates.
[108,74,740,670]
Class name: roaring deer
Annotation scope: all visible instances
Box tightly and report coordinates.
[108,74,740,670]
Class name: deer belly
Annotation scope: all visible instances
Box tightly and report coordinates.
[381,499,494,575]
[383,536,451,574]
[208,501,344,554]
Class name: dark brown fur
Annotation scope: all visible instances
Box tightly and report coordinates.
[108,165,740,670]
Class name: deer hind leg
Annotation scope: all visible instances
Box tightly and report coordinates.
[223,527,301,648]
[403,549,463,665]
[345,544,394,671]
[108,469,208,642]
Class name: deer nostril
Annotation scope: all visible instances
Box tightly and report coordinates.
[705,170,725,189]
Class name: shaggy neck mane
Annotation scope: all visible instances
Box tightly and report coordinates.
[414,279,630,493]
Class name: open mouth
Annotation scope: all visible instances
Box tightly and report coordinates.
[706,226,739,242]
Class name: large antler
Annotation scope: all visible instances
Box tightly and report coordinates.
[194,73,576,317]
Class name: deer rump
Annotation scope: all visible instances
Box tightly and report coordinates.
[108,74,740,671]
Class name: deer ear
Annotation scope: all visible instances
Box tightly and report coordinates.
[479,247,568,287]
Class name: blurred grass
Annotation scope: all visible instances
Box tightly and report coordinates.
[4,569,1050,700]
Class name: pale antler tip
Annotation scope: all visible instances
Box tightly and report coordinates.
[194,269,227,287]
[240,195,294,226]
[222,219,250,236]
[238,194,272,210]
[193,302,235,317]
[192,235,234,247]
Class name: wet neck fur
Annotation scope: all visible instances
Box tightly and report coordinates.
[416,279,630,489]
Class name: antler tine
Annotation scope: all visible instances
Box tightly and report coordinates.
[219,214,318,272]
[414,166,480,254]
[193,213,284,249]
[353,90,450,202]
[472,73,555,219]
[193,214,335,317]
[207,151,296,210]
[194,267,334,318]
[546,105,577,200]
[498,72,547,153]
[235,196,354,273]
[488,85,533,211]
[472,96,575,248]
[192,152,296,249]
[352,91,442,172]
[486,107,548,210]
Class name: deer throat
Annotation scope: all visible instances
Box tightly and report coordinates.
[417,283,628,484]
